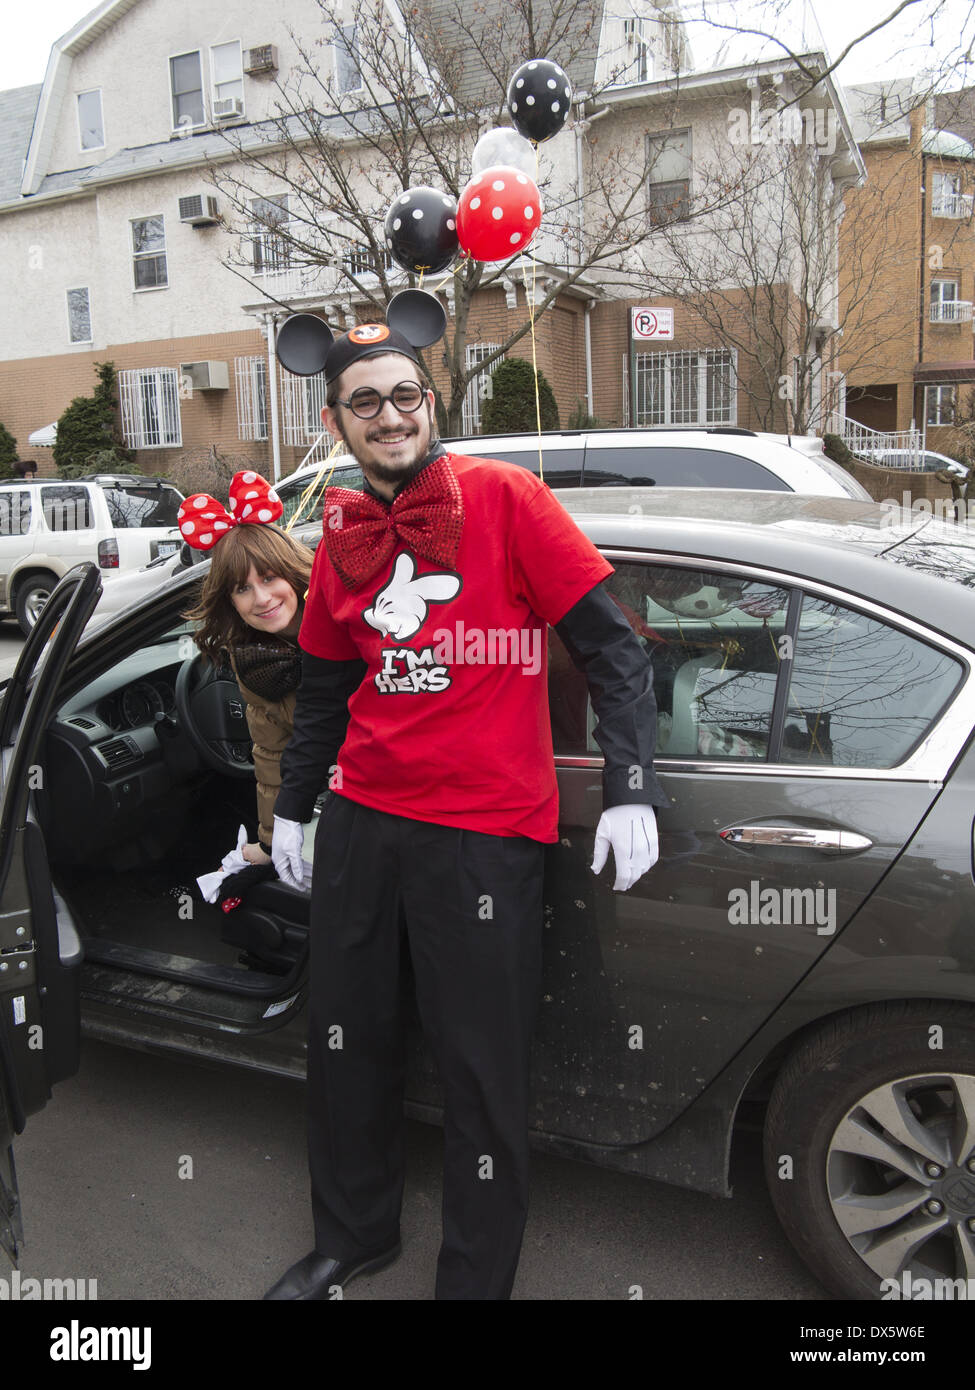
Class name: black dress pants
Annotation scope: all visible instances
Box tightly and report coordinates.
[306,794,546,1300]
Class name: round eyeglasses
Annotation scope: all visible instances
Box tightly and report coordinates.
[336,381,427,420]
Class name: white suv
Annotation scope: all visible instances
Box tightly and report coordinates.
[0,474,183,634]
[274,426,870,526]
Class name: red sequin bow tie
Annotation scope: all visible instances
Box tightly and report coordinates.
[323,456,464,589]
[178,470,283,551]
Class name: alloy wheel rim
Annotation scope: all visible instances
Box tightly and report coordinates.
[826,1072,975,1289]
[25,590,50,626]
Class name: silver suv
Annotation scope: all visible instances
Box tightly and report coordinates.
[0,474,183,634]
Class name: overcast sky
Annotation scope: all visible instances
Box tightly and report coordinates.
[1,0,971,93]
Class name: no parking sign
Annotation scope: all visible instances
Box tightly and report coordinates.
[631,307,674,340]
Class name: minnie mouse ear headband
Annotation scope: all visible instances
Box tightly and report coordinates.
[275,288,447,381]
[177,470,283,552]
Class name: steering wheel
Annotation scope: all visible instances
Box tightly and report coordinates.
[174,653,255,777]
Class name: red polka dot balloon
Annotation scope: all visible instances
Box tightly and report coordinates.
[457,166,542,263]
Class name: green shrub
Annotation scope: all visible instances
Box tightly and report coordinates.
[54,361,133,479]
[822,433,857,470]
[481,358,560,434]
[0,422,17,480]
[566,398,606,430]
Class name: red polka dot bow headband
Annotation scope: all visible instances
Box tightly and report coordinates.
[177,470,284,551]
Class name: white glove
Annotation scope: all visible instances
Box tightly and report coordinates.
[272,815,306,889]
[591,805,659,892]
[196,824,249,903]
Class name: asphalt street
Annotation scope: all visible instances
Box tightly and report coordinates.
[15,1038,827,1302]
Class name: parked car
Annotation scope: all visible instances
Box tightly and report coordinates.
[275,427,870,528]
[856,447,969,479]
[4,486,975,1301]
[0,474,183,635]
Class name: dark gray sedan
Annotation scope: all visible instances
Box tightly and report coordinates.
[3,488,975,1302]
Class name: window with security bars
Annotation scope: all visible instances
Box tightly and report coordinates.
[235,357,268,441]
[463,343,504,434]
[280,368,329,446]
[251,196,292,274]
[344,244,394,277]
[629,349,737,426]
[118,368,182,448]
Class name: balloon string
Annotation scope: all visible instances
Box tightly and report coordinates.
[284,437,344,534]
[522,259,543,484]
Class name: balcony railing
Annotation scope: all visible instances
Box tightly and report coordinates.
[931,191,974,219]
[831,417,925,465]
[930,299,974,324]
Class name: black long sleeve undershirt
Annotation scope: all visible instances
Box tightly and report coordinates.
[554,582,669,810]
[274,582,668,824]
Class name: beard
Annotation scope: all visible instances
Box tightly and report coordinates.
[338,401,438,489]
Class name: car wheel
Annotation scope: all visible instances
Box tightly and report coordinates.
[763,1002,975,1300]
[15,573,56,636]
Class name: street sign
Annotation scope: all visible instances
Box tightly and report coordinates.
[631,307,674,340]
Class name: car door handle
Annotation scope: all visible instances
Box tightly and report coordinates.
[719,825,873,852]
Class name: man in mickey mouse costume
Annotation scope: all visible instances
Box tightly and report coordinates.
[265,309,668,1301]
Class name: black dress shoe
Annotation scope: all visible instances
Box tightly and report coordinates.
[263,1243,401,1300]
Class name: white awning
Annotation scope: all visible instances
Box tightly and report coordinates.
[28,422,57,446]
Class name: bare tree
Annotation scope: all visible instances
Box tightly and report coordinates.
[207,0,686,434]
[631,116,914,433]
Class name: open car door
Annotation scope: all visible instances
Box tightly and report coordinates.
[0,563,102,1265]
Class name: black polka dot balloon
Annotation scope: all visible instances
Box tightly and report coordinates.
[383,186,459,275]
[507,59,572,144]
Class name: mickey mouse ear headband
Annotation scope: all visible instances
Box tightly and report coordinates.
[275,289,447,381]
[178,470,283,552]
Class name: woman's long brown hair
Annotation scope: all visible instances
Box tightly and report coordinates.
[183,523,316,664]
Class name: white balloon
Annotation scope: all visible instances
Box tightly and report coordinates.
[472,127,537,177]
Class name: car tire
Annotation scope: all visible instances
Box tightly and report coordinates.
[15,573,56,636]
[763,1001,975,1300]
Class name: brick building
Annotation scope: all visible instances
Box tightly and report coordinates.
[838,83,975,460]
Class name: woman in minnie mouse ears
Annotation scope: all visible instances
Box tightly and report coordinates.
[181,470,315,872]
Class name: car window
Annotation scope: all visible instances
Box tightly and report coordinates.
[103,485,182,528]
[464,448,584,487]
[278,464,365,526]
[583,446,790,490]
[549,562,791,760]
[40,484,92,531]
[781,595,963,767]
[0,490,31,536]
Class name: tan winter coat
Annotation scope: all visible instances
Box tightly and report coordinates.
[227,650,298,848]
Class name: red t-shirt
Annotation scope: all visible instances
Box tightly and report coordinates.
[298,453,613,842]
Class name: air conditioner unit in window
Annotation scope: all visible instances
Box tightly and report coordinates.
[179,361,230,391]
[214,97,245,120]
[244,44,277,74]
[179,194,220,226]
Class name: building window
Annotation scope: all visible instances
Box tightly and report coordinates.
[77,90,104,150]
[118,368,182,448]
[131,216,168,289]
[250,196,292,274]
[335,25,362,95]
[622,17,652,83]
[343,243,394,277]
[633,349,737,426]
[171,50,205,130]
[280,368,328,446]
[211,40,244,112]
[463,343,504,434]
[926,384,956,426]
[647,129,691,225]
[235,357,268,441]
[931,170,970,218]
[929,277,967,322]
[66,287,92,344]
